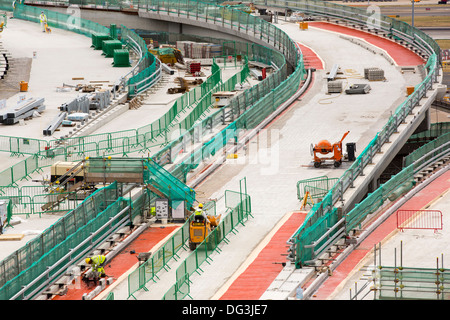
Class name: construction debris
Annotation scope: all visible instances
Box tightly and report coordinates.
[167,77,188,94]
[167,77,204,94]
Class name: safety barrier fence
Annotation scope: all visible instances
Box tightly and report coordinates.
[127,201,216,300]
[297,175,339,202]
[0,190,81,218]
[0,182,120,298]
[375,266,450,300]
[162,189,252,300]
[267,0,443,267]
[396,209,443,232]
[120,25,162,97]
[127,213,191,299]
[1,184,155,300]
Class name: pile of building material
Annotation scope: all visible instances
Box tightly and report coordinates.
[167,77,188,94]
[345,84,371,94]
[176,41,222,59]
[0,97,45,125]
[327,80,343,94]
[167,77,203,94]
[364,67,385,81]
[60,95,90,114]
[89,91,110,111]
[67,113,89,122]
[186,61,201,75]
[43,112,67,136]
[248,61,272,81]
[44,91,111,136]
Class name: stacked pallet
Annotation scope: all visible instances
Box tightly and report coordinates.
[186,61,201,74]
[364,67,385,81]
[0,97,45,125]
[327,80,343,94]
[176,41,222,59]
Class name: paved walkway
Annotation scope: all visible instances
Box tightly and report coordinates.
[308,21,425,66]
[218,212,306,300]
[297,42,324,70]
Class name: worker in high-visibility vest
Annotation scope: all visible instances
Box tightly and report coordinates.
[194,203,210,223]
[39,11,47,32]
[85,255,107,277]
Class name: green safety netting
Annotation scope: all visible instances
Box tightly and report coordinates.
[0,182,120,299]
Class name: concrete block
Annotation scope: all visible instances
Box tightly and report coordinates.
[99,278,106,290]
[107,277,114,285]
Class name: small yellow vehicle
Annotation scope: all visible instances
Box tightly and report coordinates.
[189,214,221,250]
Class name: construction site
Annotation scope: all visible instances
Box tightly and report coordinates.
[0,0,449,310]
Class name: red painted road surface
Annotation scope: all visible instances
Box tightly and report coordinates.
[53,225,179,300]
[219,212,307,300]
[312,170,450,300]
[308,22,424,66]
[297,43,324,70]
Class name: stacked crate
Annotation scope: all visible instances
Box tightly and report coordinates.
[364,67,385,81]
[327,80,343,94]
[186,61,201,74]
[176,41,222,59]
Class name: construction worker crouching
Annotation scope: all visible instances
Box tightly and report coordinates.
[85,255,107,277]
[194,203,210,223]
[39,11,47,32]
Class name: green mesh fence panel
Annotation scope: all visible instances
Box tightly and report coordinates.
[408,122,450,142]
[297,176,339,201]
[375,266,450,300]
[162,189,251,300]
[405,131,450,168]
[127,213,193,299]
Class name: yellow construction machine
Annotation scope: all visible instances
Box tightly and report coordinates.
[189,214,221,250]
